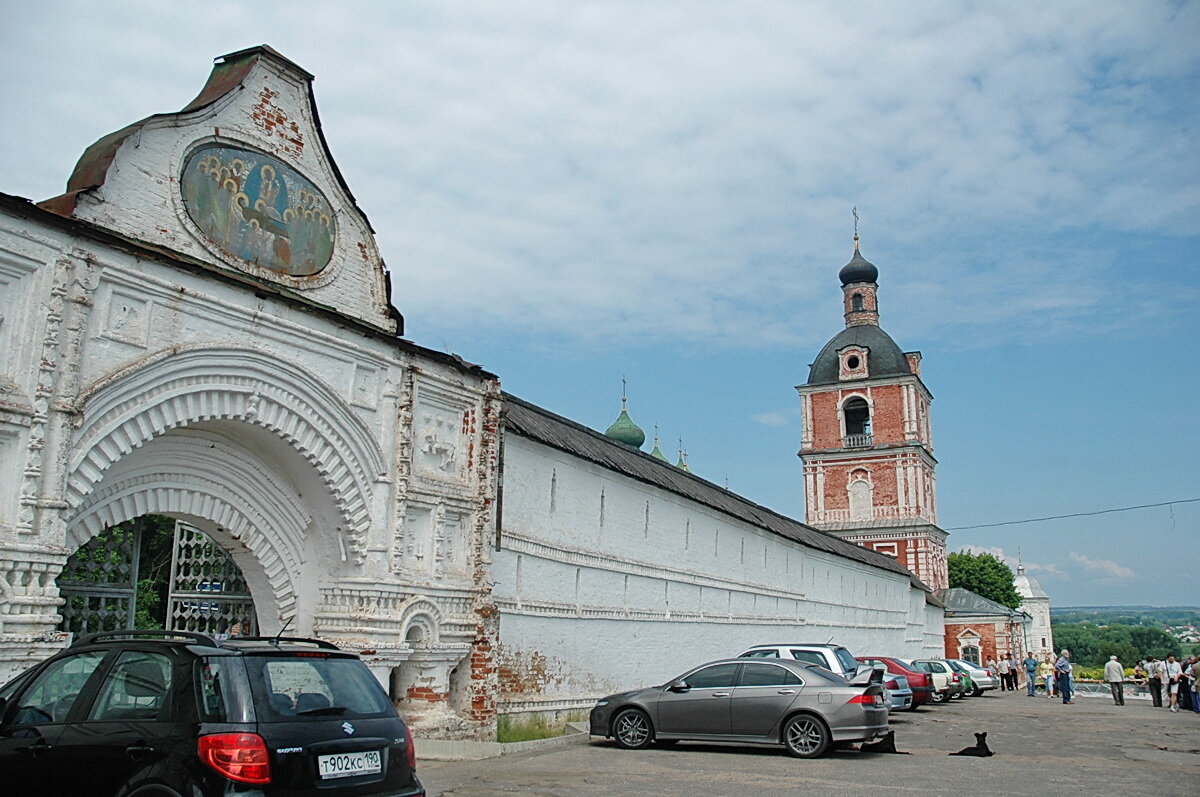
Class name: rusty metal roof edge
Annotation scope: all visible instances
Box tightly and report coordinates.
[41,45,375,237]
[0,192,495,382]
[215,45,315,80]
[500,392,923,585]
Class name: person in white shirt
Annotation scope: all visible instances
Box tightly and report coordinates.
[1103,655,1125,705]
[1164,655,1184,712]
[998,656,1011,691]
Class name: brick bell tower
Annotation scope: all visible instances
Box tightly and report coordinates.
[796,233,948,590]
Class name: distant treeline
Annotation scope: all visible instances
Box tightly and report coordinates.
[1050,606,1200,627]
[1050,621,1192,667]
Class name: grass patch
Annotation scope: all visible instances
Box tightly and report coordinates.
[497,713,566,743]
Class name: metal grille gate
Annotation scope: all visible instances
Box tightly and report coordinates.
[58,518,257,638]
[57,519,143,635]
[166,521,257,636]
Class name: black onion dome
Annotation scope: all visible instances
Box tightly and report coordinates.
[806,325,911,385]
[839,246,878,285]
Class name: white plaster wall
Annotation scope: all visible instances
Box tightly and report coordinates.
[1024,596,1054,657]
[493,434,942,711]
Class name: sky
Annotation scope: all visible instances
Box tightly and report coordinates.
[1,1,1197,608]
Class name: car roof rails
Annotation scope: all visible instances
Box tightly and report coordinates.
[223,636,340,650]
[72,629,219,648]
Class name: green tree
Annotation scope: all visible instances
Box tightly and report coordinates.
[1053,623,1102,665]
[1051,621,1182,667]
[947,551,1022,609]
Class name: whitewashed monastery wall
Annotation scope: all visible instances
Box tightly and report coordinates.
[493,427,944,715]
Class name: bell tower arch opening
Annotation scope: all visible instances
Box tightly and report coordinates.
[842,396,872,444]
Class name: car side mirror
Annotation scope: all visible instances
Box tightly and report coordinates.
[668,681,691,693]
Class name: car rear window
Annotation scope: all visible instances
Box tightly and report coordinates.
[788,650,826,668]
[835,648,859,675]
[244,654,394,722]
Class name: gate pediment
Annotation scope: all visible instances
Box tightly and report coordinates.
[39,46,399,333]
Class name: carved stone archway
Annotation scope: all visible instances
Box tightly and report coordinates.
[68,346,385,564]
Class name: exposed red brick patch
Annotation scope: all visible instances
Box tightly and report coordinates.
[251,87,305,156]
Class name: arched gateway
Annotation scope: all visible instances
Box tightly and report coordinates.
[65,345,386,629]
[0,46,502,739]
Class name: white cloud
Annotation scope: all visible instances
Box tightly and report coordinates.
[1068,552,1135,579]
[957,545,1064,577]
[751,407,799,427]
[1,1,1196,349]
[1023,561,1066,578]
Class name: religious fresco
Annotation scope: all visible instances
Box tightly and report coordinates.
[180,145,335,276]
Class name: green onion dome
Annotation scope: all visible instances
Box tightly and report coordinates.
[605,404,646,448]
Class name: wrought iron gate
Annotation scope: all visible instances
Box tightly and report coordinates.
[59,517,257,638]
[58,519,142,634]
[166,521,258,637]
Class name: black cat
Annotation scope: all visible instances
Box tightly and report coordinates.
[949,731,994,757]
[860,730,911,754]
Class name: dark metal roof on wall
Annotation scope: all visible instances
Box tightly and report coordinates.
[938,588,1029,618]
[806,324,913,385]
[502,393,933,594]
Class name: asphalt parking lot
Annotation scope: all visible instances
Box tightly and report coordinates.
[418,693,1200,796]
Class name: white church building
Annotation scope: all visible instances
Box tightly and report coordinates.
[0,46,945,738]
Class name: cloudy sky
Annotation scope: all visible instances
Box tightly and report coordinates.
[2,1,1197,607]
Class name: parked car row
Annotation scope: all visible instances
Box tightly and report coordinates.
[589,643,1002,759]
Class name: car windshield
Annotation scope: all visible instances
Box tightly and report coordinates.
[243,653,394,722]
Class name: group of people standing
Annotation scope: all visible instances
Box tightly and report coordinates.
[990,654,1024,691]
[1136,654,1200,713]
[982,650,1200,711]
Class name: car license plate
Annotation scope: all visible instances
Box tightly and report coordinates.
[317,750,382,779]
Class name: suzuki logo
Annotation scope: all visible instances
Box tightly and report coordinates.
[342,721,355,735]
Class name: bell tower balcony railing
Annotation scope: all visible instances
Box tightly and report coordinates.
[842,433,873,448]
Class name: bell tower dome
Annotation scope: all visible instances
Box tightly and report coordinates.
[796,234,948,591]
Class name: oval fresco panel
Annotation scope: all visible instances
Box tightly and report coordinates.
[180,145,335,276]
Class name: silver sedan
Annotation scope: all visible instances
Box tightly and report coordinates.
[589,658,888,758]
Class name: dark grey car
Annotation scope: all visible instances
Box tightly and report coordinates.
[589,658,888,758]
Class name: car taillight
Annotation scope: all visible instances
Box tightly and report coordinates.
[848,693,878,704]
[952,674,960,683]
[198,733,271,785]
[405,725,416,771]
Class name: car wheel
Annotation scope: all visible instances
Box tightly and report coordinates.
[783,714,830,758]
[972,687,984,697]
[612,708,653,749]
[931,690,949,704]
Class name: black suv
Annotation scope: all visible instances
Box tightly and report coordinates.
[0,630,424,796]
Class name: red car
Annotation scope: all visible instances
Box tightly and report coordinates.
[856,656,934,707]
